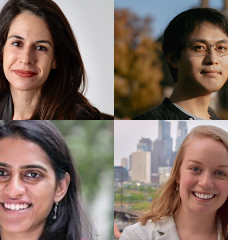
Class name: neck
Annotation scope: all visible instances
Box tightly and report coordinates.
[10,86,40,120]
[174,204,217,238]
[169,81,212,119]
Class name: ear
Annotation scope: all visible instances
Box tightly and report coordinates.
[52,59,57,69]
[54,172,70,203]
[176,173,180,184]
[166,53,178,68]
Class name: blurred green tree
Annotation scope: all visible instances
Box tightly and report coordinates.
[51,120,114,202]
[114,8,163,119]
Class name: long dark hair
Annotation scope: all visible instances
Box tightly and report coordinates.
[0,0,100,119]
[0,120,93,240]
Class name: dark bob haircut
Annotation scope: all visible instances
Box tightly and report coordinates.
[0,0,100,119]
[0,120,93,240]
[162,8,228,82]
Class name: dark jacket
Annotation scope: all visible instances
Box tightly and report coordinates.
[132,98,220,120]
[0,92,104,120]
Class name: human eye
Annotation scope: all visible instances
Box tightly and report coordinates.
[190,167,201,172]
[12,41,23,47]
[217,42,228,53]
[193,42,207,52]
[0,169,10,181]
[215,171,226,177]
[35,45,47,51]
[0,169,8,176]
[24,171,42,180]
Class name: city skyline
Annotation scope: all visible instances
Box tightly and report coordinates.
[114,120,228,166]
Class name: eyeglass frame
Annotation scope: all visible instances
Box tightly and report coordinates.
[186,39,228,57]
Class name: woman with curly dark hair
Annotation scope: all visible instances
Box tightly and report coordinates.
[0,0,102,120]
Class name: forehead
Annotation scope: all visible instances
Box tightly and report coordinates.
[7,11,53,43]
[186,22,228,44]
[0,137,53,170]
[182,136,228,166]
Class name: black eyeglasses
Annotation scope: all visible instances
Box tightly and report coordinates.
[187,39,228,57]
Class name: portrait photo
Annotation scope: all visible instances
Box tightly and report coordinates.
[0,0,113,119]
[0,120,114,240]
[114,0,228,120]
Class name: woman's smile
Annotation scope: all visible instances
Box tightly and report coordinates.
[0,137,58,234]
[13,69,38,78]
[3,11,56,92]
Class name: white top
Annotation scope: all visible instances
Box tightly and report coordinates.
[120,215,223,240]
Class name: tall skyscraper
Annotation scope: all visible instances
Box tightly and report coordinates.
[137,138,152,152]
[175,121,188,151]
[152,121,173,173]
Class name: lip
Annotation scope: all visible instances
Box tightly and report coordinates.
[201,70,221,74]
[0,202,33,215]
[13,69,38,78]
[1,200,32,205]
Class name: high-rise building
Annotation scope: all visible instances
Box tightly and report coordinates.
[175,121,188,151]
[130,150,151,183]
[137,138,152,152]
[152,121,173,173]
[158,120,170,140]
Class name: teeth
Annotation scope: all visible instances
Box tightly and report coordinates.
[194,192,214,200]
[3,203,30,211]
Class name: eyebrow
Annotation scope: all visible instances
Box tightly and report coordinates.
[188,38,228,46]
[0,162,48,172]
[187,160,228,168]
[8,35,52,47]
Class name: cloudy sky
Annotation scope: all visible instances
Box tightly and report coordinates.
[114,121,228,166]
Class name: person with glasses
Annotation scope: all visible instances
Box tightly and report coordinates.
[133,8,228,120]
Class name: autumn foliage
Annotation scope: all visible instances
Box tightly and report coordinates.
[114,8,163,119]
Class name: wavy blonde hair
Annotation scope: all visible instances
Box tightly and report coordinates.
[139,125,228,239]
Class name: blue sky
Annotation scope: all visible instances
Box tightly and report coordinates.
[114,0,224,39]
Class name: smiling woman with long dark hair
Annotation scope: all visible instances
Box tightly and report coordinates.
[0,0,102,120]
[0,120,93,240]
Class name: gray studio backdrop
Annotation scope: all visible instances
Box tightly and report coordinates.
[0,0,114,115]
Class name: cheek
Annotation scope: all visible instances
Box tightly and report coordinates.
[3,48,17,71]
[180,174,196,194]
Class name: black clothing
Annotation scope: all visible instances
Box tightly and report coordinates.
[132,98,220,120]
[0,92,103,120]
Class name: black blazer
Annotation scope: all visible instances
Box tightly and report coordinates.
[0,92,107,120]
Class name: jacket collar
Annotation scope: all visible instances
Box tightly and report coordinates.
[2,93,13,120]
[155,215,222,240]
[163,98,220,120]
[155,216,180,240]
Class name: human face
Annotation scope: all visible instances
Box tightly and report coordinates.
[175,22,228,94]
[177,136,228,216]
[0,138,65,236]
[3,11,56,92]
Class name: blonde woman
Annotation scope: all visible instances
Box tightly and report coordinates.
[120,125,228,240]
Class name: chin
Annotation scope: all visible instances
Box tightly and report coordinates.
[0,221,31,233]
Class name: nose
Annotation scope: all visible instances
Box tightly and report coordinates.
[198,171,214,189]
[204,46,219,65]
[4,175,26,198]
[19,46,37,65]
